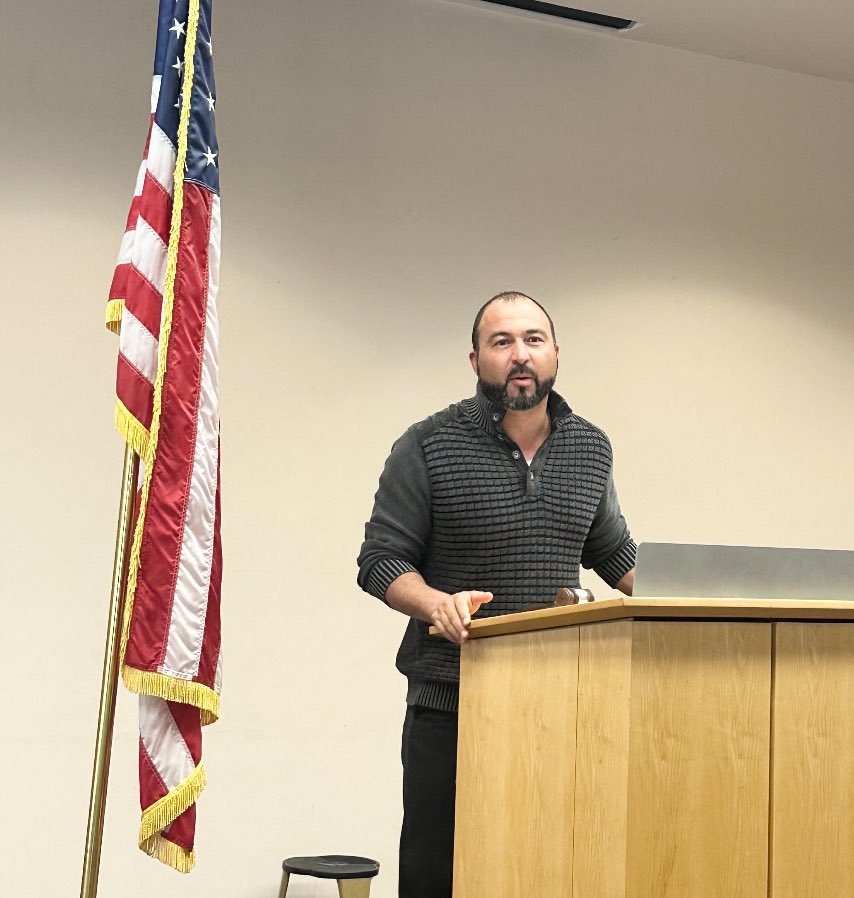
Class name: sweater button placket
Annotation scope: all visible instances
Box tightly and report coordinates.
[526,468,538,497]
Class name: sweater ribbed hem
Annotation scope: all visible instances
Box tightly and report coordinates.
[406,679,459,713]
[595,538,637,588]
[367,557,419,602]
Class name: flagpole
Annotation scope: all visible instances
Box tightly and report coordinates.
[80,442,140,898]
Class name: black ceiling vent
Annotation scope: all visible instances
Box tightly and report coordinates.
[480,0,635,30]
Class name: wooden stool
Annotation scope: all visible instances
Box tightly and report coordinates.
[279,855,379,898]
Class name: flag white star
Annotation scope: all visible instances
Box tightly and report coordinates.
[206,92,215,112]
[169,18,185,39]
[207,39,213,57]
[202,146,217,167]
[172,56,184,78]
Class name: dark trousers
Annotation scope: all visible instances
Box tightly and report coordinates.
[399,705,459,898]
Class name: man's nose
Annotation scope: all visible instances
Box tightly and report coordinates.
[511,340,531,364]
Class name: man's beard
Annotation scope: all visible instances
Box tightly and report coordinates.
[478,364,556,411]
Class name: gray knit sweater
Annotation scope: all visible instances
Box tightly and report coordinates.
[357,388,636,712]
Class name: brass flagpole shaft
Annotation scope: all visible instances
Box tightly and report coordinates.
[80,442,139,898]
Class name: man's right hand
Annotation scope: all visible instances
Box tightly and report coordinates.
[385,572,493,644]
[430,590,493,645]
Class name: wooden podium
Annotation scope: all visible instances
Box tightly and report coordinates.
[453,598,854,898]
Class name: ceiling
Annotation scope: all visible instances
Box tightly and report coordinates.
[444,0,854,84]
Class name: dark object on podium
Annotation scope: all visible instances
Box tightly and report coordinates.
[279,855,379,897]
[554,587,594,606]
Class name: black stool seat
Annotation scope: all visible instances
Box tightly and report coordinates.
[283,855,380,880]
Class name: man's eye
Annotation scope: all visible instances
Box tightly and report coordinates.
[527,336,544,343]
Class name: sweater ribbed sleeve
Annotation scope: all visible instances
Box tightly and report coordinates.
[357,424,433,602]
[593,538,637,587]
[581,468,637,587]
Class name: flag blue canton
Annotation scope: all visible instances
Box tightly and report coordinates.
[153,0,220,195]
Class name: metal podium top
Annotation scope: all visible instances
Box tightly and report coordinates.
[633,543,854,601]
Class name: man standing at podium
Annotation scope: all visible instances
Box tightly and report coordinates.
[357,291,636,898]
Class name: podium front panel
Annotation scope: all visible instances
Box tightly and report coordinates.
[455,626,580,898]
[623,621,771,898]
[771,623,854,897]
[573,620,633,898]
[455,617,772,898]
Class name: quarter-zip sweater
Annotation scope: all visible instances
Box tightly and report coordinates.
[357,388,636,712]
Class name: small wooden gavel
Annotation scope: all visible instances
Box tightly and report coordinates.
[553,587,595,606]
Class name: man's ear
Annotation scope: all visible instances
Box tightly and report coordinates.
[469,350,478,375]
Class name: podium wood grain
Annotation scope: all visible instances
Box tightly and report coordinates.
[454,602,854,897]
[573,621,771,898]
[624,622,771,898]
[455,613,773,898]
[573,621,633,898]
[455,628,580,898]
[771,623,854,897]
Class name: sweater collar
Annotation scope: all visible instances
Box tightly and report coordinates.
[466,384,573,434]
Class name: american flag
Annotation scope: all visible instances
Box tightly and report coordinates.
[106,0,222,873]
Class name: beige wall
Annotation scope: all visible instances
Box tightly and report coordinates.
[2,0,853,895]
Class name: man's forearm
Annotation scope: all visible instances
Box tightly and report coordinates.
[385,571,446,622]
[615,567,635,596]
[385,571,494,645]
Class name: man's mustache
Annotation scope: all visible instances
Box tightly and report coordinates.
[506,365,537,383]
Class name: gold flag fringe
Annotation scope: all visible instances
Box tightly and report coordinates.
[138,761,206,873]
[105,297,124,334]
[114,401,151,459]
[140,835,196,874]
[139,761,206,842]
[122,666,220,724]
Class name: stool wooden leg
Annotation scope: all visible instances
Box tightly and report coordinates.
[277,871,290,898]
[337,878,372,898]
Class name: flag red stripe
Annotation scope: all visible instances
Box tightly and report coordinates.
[163,804,196,853]
[109,263,131,304]
[169,701,203,765]
[138,705,201,854]
[110,264,164,339]
[139,736,169,803]
[140,737,197,854]
[139,171,172,245]
[116,117,154,239]
[125,193,142,233]
[124,184,212,674]
[116,354,155,429]
[142,114,154,159]
[155,702,200,854]
[125,267,164,339]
